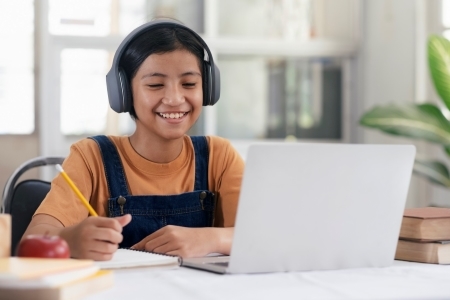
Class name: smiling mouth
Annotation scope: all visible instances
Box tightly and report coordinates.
[157,112,188,119]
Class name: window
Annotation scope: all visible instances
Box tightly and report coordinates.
[443,0,450,39]
[49,0,113,36]
[60,49,109,135]
[40,0,358,161]
[0,1,34,134]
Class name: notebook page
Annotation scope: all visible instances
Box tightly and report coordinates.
[95,249,180,269]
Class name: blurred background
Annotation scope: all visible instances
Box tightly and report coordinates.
[0,0,449,208]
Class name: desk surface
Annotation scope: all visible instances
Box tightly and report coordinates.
[85,261,450,300]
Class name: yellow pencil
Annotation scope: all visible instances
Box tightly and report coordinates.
[55,164,98,217]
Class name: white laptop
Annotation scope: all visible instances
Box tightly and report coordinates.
[182,143,416,274]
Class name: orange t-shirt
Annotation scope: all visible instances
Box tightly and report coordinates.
[34,135,244,228]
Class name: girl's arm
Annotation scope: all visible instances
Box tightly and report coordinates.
[23,213,131,260]
[131,226,234,257]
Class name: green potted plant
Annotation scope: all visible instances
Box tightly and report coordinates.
[360,35,450,188]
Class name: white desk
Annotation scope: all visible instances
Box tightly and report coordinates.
[86,261,450,300]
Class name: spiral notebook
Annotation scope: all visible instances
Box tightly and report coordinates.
[95,249,181,269]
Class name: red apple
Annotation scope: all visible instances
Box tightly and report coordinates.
[16,234,70,258]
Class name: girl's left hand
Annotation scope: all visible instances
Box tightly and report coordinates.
[131,226,231,258]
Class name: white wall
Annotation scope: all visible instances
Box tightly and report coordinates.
[357,0,429,208]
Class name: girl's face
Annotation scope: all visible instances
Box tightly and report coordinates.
[131,49,203,141]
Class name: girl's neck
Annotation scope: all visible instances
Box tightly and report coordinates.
[128,131,184,163]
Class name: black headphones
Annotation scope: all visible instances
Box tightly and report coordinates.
[106,19,221,113]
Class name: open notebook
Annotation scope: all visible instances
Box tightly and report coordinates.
[94,249,181,269]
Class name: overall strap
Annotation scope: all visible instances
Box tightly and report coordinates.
[89,135,130,198]
[190,136,209,191]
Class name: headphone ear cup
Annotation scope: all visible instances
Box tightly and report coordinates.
[202,63,210,106]
[211,64,220,105]
[202,62,220,106]
[118,69,132,112]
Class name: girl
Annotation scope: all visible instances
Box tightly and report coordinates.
[23,20,244,260]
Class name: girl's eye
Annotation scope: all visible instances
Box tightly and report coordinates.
[148,84,163,88]
[183,83,196,87]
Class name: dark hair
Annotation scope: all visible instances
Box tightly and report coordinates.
[120,26,205,120]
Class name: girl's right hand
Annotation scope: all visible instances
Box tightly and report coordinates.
[60,214,132,261]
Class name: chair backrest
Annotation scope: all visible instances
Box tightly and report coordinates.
[1,156,65,255]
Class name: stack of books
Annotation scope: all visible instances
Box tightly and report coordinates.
[0,257,113,300]
[395,207,450,264]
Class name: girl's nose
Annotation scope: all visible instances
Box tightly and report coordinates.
[162,85,185,106]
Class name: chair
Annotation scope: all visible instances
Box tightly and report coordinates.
[1,156,65,255]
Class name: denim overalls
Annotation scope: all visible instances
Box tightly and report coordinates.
[89,135,216,248]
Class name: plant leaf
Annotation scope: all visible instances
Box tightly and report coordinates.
[428,35,450,110]
[445,146,450,158]
[414,158,450,188]
[360,103,450,146]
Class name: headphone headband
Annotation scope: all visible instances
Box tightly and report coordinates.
[106,20,221,113]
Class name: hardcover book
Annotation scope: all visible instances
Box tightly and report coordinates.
[0,257,95,282]
[395,239,450,264]
[399,207,450,241]
[0,257,113,300]
[0,270,113,300]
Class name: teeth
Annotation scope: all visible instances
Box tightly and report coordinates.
[158,112,186,119]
